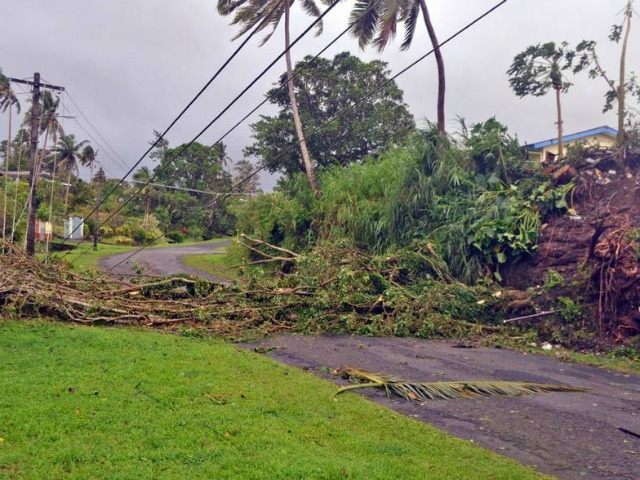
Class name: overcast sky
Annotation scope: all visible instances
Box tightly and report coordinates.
[1,0,637,190]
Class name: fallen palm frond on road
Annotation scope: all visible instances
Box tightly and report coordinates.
[333,367,587,401]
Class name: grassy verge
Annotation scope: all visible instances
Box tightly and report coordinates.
[487,337,640,375]
[182,252,232,280]
[50,242,138,272]
[548,349,640,375]
[0,320,546,479]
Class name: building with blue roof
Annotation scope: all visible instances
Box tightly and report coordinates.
[527,126,618,162]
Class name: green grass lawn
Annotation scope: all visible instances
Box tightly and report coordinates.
[52,242,138,271]
[0,321,547,480]
[182,251,233,280]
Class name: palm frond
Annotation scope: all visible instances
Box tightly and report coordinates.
[299,0,323,35]
[400,2,419,51]
[350,0,382,49]
[374,0,401,51]
[217,0,248,15]
[334,367,587,401]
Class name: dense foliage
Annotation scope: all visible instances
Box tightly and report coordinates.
[235,120,571,283]
[245,52,415,178]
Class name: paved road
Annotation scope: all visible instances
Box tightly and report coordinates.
[245,335,640,480]
[100,240,231,282]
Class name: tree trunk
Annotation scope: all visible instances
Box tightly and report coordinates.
[47,150,57,224]
[617,1,632,147]
[419,0,446,137]
[284,0,320,197]
[555,86,564,158]
[64,171,71,216]
[2,104,12,249]
[144,191,150,227]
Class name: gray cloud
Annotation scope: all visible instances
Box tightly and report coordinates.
[1,0,636,190]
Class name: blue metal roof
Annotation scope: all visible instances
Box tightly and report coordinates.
[527,126,618,150]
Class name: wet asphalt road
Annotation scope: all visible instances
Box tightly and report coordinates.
[99,240,231,282]
[245,335,640,480]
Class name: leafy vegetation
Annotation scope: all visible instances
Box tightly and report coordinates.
[0,320,547,479]
[246,52,414,178]
[235,122,571,283]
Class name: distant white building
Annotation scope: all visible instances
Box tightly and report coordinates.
[63,217,84,241]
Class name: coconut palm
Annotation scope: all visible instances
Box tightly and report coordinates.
[53,134,88,215]
[0,69,20,114]
[217,0,327,196]
[39,91,64,164]
[1,69,20,247]
[133,166,153,226]
[80,144,97,179]
[349,0,446,136]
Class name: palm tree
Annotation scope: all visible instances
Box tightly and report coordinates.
[53,134,88,215]
[349,0,446,136]
[133,166,153,226]
[0,69,20,113]
[80,144,97,180]
[217,0,325,196]
[1,69,20,247]
[39,92,64,167]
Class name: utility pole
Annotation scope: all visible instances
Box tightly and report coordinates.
[9,74,64,256]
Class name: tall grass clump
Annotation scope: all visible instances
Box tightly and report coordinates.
[234,120,571,284]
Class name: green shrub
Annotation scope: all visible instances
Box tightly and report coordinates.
[111,235,134,246]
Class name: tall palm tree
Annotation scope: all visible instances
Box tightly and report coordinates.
[350,0,446,136]
[1,69,20,247]
[217,0,326,196]
[39,91,64,167]
[0,69,20,113]
[133,166,153,226]
[53,134,88,215]
[80,144,97,180]
[39,92,65,237]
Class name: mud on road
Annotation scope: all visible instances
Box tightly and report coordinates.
[244,335,640,480]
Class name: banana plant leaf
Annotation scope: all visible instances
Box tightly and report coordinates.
[333,367,587,401]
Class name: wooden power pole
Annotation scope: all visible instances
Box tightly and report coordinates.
[25,73,42,256]
[9,74,65,256]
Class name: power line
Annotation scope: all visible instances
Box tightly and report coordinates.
[64,91,131,172]
[128,179,249,196]
[63,0,341,263]
[54,0,288,250]
[103,0,511,274]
